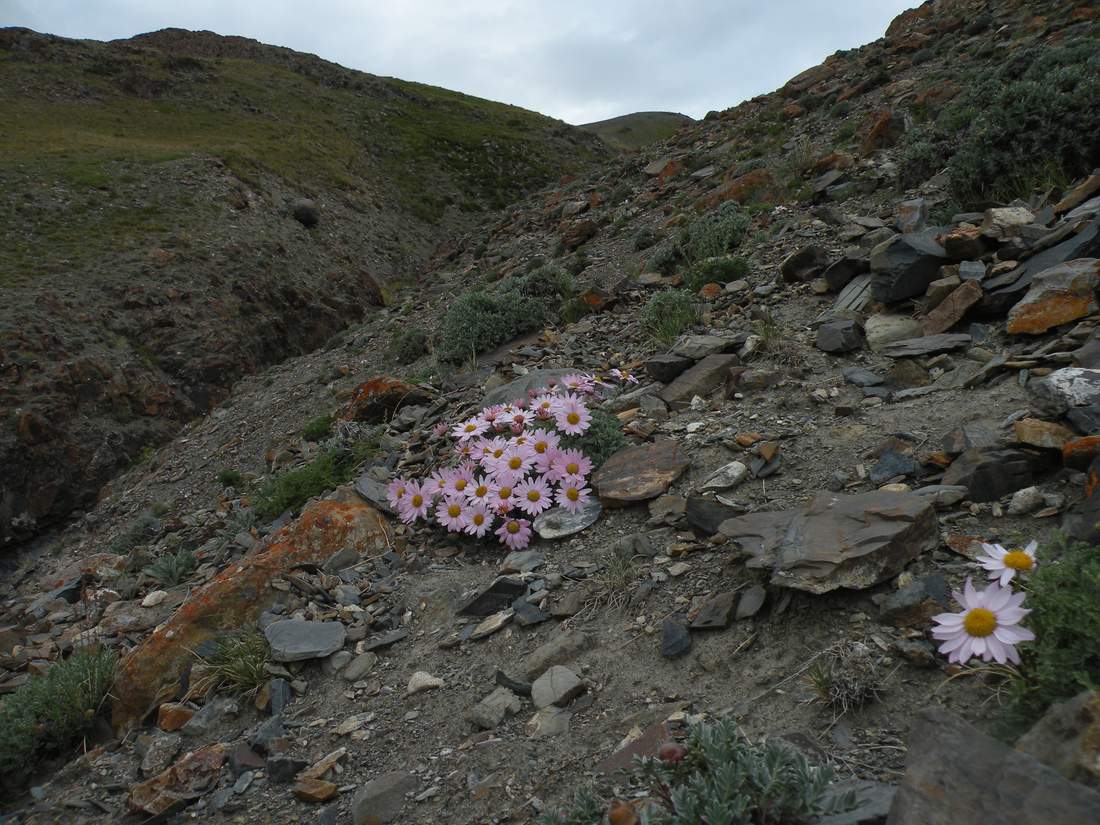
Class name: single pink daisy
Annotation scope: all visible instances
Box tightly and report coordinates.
[531,393,557,419]
[611,368,640,385]
[424,469,451,497]
[491,482,516,512]
[547,448,593,483]
[553,394,591,436]
[435,497,468,532]
[398,481,430,524]
[494,445,536,478]
[514,476,553,516]
[560,374,595,394]
[976,540,1038,586]
[464,474,498,504]
[480,405,505,427]
[438,463,474,497]
[931,578,1034,665]
[452,416,488,442]
[432,421,449,438]
[386,477,411,510]
[496,517,532,550]
[464,503,495,537]
[455,440,476,460]
[529,429,561,472]
[556,482,592,514]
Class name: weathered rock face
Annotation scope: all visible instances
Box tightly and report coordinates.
[718,490,938,594]
[870,233,948,303]
[887,708,1100,825]
[593,440,690,506]
[112,490,390,733]
[128,743,228,816]
[1015,691,1100,789]
[660,354,740,409]
[942,447,1056,502]
[1028,368,1100,418]
[340,377,433,422]
[1007,259,1100,335]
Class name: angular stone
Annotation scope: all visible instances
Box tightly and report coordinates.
[735,585,767,619]
[870,450,921,484]
[718,490,938,594]
[594,440,690,506]
[157,702,195,733]
[458,577,527,617]
[671,334,739,360]
[645,353,694,383]
[940,225,990,260]
[660,354,740,409]
[897,198,928,234]
[817,318,863,353]
[341,377,432,423]
[843,366,884,388]
[690,591,738,630]
[941,420,1001,455]
[888,707,1100,825]
[1013,418,1075,450]
[822,256,870,292]
[533,500,601,540]
[870,233,948,303]
[112,491,389,733]
[942,447,1057,502]
[684,496,745,535]
[1028,368,1100,418]
[531,666,584,709]
[699,461,749,492]
[819,779,897,825]
[293,778,338,802]
[780,245,830,283]
[467,687,523,730]
[1007,485,1045,516]
[980,205,1035,239]
[267,754,309,783]
[136,731,182,777]
[833,273,874,314]
[921,280,982,335]
[352,771,417,825]
[265,620,346,663]
[1006,259,1100,335]
[1016,691,1100,789]
[524,630,593,681]
[877,574,949,627]
[880,334,971,358]
[343,652,378,682]
[864,315,923,352]
[406,671,445,695]
[526,706,572,738]
[500,550,544,574]
[469,610,512,640]
[660,618,692,657]
[128,743,227,816]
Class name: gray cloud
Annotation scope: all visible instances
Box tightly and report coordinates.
[4,0,916,122]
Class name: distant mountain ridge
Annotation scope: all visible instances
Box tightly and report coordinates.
[580,110,694,150]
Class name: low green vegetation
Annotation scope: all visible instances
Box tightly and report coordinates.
[300,413,334,442]
[676,201,751,263]
[216,468,244,489]
[558,409,627,469]
[436,265,575,363]
[1007,537,1100,728]
[0,648,117,781]
[254,435,381,520]
[145,547,198,586]
[194,632,271,698]
[389,326,429,364]
[578,111,692,151]
[643,290,699,346]
[683,256,749,292]
[107,512,159,555]
[538,718,856,825]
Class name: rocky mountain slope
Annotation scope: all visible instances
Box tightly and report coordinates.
[3,0,1100,823]
[0,27,610,547]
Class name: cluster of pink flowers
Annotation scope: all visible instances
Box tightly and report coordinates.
[386,372,635,550]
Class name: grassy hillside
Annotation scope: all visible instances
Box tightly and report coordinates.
[579,111,693,150]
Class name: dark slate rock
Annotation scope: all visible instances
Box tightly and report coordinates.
[250,717,287,756]
[879,334,971,358]
[291,198,319,227]
[360,628,409,651]
[780,245,830,283]
[512,597,552,627]
[869,450,921,484]
[941,447,1057,502]
[817,319,863,353]
[267,755,309,784]
[459,577,528,617]
[268,678,292,716]
[660,618,692,658]
[843,367,884,387]
[818,779,896,825]
[1028,368,1100,418]
[684,496,745,535]
[264,620,346,663]
[645,353,695,383]
[351,771,417,825]
[690,592,737,630]
[869,232,948,303]
[823,257,870,292]
[1067,404,1100,435]
[660,354,740,409]
[735,585,767,619]
[877,574,950,627]
[889,707,1100,824]
[941,420,1002,455]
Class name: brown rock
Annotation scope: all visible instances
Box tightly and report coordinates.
[1063,436,1100,471]
[292,778,339,802]
[594,440,690,507]
[1054,175,1100,215]
[560,219,598,251]
[128,743,227,816]
[921,280,983,335]
[1006,259,1100,335]
[939,225,990,259]
[660,354,739,409]
[1015,691,1100,789]
[341,377,432,423]
[718,490,938,594]
[1013,418,1075,450]
[112,490,390,734]
[156,702,195,732]
[695,168,774,211]
[859,109,903,155]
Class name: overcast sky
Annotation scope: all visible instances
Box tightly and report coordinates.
[3,0,917,124]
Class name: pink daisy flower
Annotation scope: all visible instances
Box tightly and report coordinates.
[553,394,591,436]
[438,463,474,497]
[452,417,488,442]
[496,517,533,550]
[976,540,1038,586]
[529,429,561,472]
[560,374,595,394]
[547,448,593,484]
[464,503,494,538]
[931,578,1034,665]
[556,482,592,514]
[386,477,411,510]
[611,368,640,385]
[455,440,476,460]
[494,445,536,478]
[514,476,553,516]
[490,482,516,513]
[464,475,498,505]
[397,481,430,524]
[432,421,449,438]
[480,405,505,427]
[435,497,468,532]
[531,393,557,419]
[424,469,451,497]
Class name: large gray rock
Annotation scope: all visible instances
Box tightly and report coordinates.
[264,620,346,662]
[531,666,584,709]
[870,233,948,303]
[352,771,417,825]
[879,334,971,358]
[660,354,739,409]
[482,369,573,407]
[467,687,523,730]
[864,315,923,352]
[780,245,830,283]
[941,447,1056,502]
[1028,367,1100,417]
[718,490,938,594]
[523,630,593,681]
[887,707,1100,825]
[533,501,602,540]
[671,334,739,360]
[1015,691,1100,789]
[816,319,863,353]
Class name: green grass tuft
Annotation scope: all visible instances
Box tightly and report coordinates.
[145,547,198,586]
[558,409,628,469]
[683,256,750,292]
[107,513,159,555]
[193,632,271,698]
[254,436,381,521]
[216,468,244,489]
[300,414,335,442]
[643,290,700,347]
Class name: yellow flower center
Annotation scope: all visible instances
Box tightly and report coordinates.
[527,490,540,502]
[507,521,520,534]
[475,485,488,497]
[535,441,548,453]
[509,456,522,470]
[1003,551,1033,571]
[411,494,423,507]
[473,513,484,526]
[454,479,467,491]
[464,423,476,432]
[493,449,505,459]
[566,462,579,475]
[566,488,579,502]
[567,412,580,425]
[397,487,406,497]
[499,487,512,498]
[448,504,461,518]
[963,608,997,637]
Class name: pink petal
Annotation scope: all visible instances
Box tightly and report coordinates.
[997,607,1028,624]
[938,633,968,653]
[933,612,965,627]
[985,636,1007,664]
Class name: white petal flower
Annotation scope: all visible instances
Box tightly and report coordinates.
[975,540,1037,585]
[930,578,1035,665]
